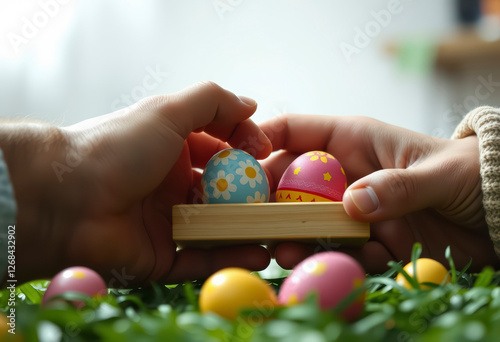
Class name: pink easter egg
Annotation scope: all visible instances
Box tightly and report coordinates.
[43,266,107,308]
[278,251,365,321]
[276,151,346,202]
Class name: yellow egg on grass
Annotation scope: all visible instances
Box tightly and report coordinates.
[396,258,451,290]
[199,268,278,320]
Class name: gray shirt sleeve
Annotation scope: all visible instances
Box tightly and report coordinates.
[0,148,17,284]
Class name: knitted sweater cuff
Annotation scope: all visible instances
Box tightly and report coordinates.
[452,106,500,257]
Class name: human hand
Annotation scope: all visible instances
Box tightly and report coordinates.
[1,82,272,285]
[260,114,499,273]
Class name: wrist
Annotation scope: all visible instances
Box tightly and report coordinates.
[0,120,69,282]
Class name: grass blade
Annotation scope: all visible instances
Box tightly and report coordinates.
[457,258,473,281]
[445,246,457,284]
[183,282,199,311]
[388,261,420,291]
[410,243,422,289]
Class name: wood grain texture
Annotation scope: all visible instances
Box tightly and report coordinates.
[173,202,369,248]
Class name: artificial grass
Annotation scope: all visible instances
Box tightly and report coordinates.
[1,244,500,342]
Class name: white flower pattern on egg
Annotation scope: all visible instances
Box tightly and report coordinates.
[213,149,240,166]
[202,148,269,204]
[210,170,237,200]
[236,160,263,188]
[246,191,266,203]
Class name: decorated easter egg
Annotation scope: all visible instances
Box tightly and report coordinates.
[199,267,278,320]
[278,252,365,321]
[396,258,451,290]
[42,266,107,307]
[276,151,346,202]
[202,148,270,204]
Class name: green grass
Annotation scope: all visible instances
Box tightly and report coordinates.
[2,244,500,342]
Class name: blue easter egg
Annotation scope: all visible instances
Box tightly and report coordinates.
[201,149,270,204]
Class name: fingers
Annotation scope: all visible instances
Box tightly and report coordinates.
[259,114,336,154]
[343,167,444,222]
[159,82,272,159]
[259,114,380,184]
[273,241,395,274]
[187,133,230,169]
[260,151,300,192]
[274,242,315,269]
[162,245,271,284]
[336,242,396,274]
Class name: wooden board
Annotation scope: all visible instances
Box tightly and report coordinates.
[172,202,369,248]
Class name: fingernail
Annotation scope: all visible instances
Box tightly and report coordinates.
[238,96,257,107]
[348,187,379,214]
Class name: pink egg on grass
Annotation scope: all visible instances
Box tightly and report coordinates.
[279,252,366,321]
[43,266,107,308]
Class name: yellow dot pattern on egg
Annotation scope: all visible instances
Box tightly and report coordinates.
[302,260,327,276]
[245,167,257,178]
[62,270,86,279]
[218,150,230,158]
[307,151,332,164]
[293,167,301,175]
[287,293,300,305]
[216,178,228,191]
[323,172,332,181]
[73,271,86,279]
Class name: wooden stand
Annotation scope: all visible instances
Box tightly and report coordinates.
[172,202,369,248]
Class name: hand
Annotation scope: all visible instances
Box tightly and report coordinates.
[1,82,272,285]
[260,114,499,273]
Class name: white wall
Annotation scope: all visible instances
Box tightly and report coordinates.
[0,0,464,135]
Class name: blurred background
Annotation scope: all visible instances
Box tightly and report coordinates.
[1,0,500,137]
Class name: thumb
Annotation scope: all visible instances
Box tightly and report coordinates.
[160,81,272,159]
[343,168,442,222]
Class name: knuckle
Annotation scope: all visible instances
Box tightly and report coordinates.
[195,80,222,93]
[135,94,170,111]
